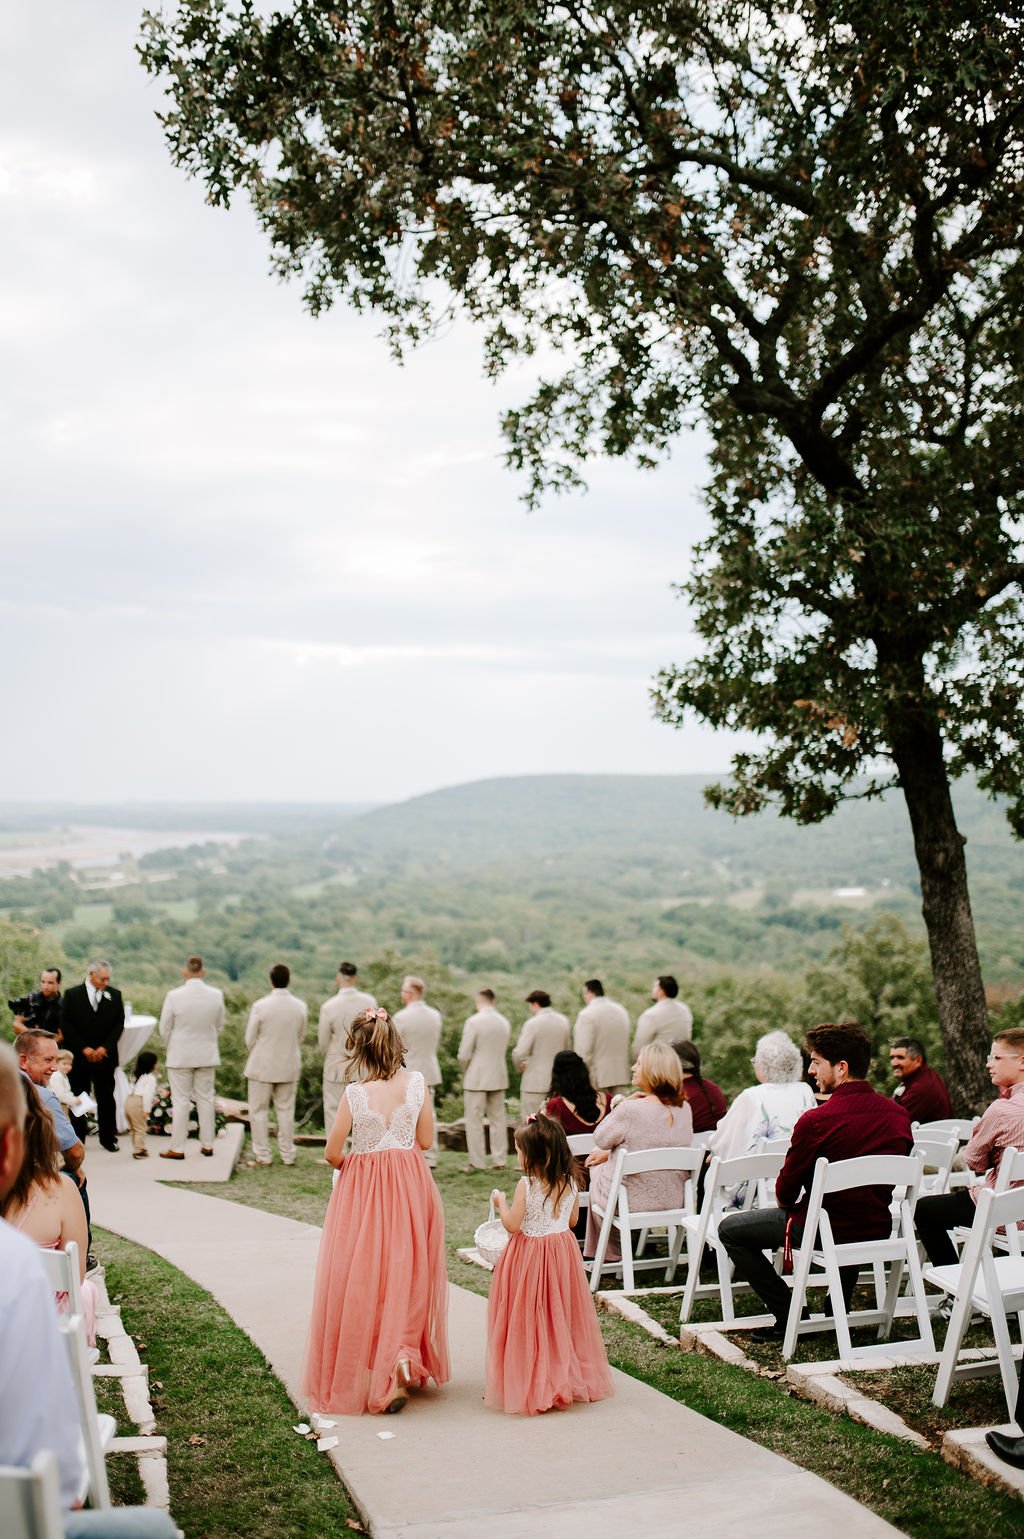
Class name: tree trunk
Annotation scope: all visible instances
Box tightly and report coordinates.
[889,717,991,1114]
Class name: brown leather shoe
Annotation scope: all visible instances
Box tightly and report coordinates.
[200,1146,214,1157]
[159,1149,185,1160]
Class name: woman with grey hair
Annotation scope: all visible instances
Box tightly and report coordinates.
[707,1031,815,1164]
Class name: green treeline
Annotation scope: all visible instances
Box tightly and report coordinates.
[1,776,1021,1125]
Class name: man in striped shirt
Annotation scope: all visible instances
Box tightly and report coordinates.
[914,1028,1024,1267]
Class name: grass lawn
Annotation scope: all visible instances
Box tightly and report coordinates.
[94,1227,361,1539]
[174,1147,1024,1536]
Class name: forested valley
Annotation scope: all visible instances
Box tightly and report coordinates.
[2,775,1021,1126]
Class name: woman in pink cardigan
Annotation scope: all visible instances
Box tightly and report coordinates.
[583,1042,693,1262]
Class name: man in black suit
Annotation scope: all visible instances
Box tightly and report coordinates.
[61,958,124,1151]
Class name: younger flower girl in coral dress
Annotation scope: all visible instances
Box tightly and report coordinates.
[486,1113,614,1415]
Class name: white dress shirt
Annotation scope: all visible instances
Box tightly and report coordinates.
[0,1218,86,1509]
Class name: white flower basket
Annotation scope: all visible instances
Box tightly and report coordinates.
[474,1198,509,1267]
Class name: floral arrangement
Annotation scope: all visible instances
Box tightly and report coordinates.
[147,1086,227,1140]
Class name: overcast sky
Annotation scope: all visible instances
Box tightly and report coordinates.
[1,3,753,806]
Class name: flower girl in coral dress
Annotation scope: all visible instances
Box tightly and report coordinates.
[486,1113,614,1415]
[303,1009,450,1415]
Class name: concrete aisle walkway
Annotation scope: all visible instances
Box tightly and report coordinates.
[89,1137,903,1539]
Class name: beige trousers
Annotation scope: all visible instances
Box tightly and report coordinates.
[248,1079,297,1164]
[124,1094,148,1154]
[323,1074,345,1135]
[518,1089,547,1119]
[463,1089,507,1169]
[167,1065,216,1152]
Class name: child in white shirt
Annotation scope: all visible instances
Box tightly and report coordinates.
[47,1049,76,1109]
[126,1050,159,1159]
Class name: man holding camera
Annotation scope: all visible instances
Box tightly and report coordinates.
[8,966,63,1036]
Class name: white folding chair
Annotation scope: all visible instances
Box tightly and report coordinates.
[925,1183,1024,1420]
[679,1150,787,1325]
[690,1129,715,1149]
[0,1452,64,1539]
[914,1118,979,1143]
[589,1145,705,1293]
[753,1135,791,1205]
[60,1314,113,1509]
[911,1132,959,1196]
[949,1146,1024,1256]
[914,1118,980,1189]
[566,1133,596,1223]
[782,1154,934,1361]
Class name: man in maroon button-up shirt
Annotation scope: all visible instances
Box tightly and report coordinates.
[890,1038,953,1123]
[719,1022,913,1341]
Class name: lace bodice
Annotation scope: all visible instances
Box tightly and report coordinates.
[346,1072,425,1153]
[521,1175,577,1236]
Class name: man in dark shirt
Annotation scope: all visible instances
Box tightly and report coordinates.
[889,1037,953,1122]
[719,1022,913,1342]
[9,966,63,1036]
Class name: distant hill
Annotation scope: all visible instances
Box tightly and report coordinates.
[337,773,1021,898]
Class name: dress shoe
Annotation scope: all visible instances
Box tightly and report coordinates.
[749,1323,785,1344]
[200,1146,214,1156]
[159,1149,185,1160]
[985,1430,1024,1469]
[133,1150,149,1159]
[100,1140,119,1153]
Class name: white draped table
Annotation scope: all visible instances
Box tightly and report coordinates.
[114,1014,158,1134]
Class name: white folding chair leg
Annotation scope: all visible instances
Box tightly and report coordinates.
[932,1281,977,1407]
[589,1203,612,1292]
[618,1191,636,1292]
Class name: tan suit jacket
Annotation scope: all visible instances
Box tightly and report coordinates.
[633,996,693,1054]
[158,977,226,1069]
[244,988,307,1083]
[513,1008,571,1094]
[394,1000,442,1087]
[318,986,377,1085]
[458,1008,510,1091]
[574,997,632,1089]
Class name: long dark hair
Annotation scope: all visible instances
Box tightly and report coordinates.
[548,1050,600,1121]
[674,1040,704,1089]
[1,1082,61,1215]
[515,1113,575,1208]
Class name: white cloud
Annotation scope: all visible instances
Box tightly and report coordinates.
[0,1,746,803]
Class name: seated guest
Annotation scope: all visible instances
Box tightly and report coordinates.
[986,1355,1024,1470]
[17,1029,92,1265]
[583,1043,693,1262]
[0,1044,179,1538]
[48,1048,77,1111]
[545,1050,609,1199]
[1,1078,97,1344]
[545,1050,610,1137]
[673,1041,728,1132]
[708,1031,815,1162]
[889,1037,953,1122]
[915,1028,1024,1267]
[719,1022,913,1342]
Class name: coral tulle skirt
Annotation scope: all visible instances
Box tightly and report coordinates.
[302,1147,450,1414]
[485,1230,614,1415]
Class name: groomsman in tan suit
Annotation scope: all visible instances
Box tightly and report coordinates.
[318,962,376,1130]
[634,975,693,1055]
[394,975,442,1168]
[244,962,308,1166]
[514,990,571,1118]
[459,989,510,1171]
[158,956,226,1159]
[574,979,631,1094]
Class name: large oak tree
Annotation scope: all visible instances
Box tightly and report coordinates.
[141,1,1024,1109]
